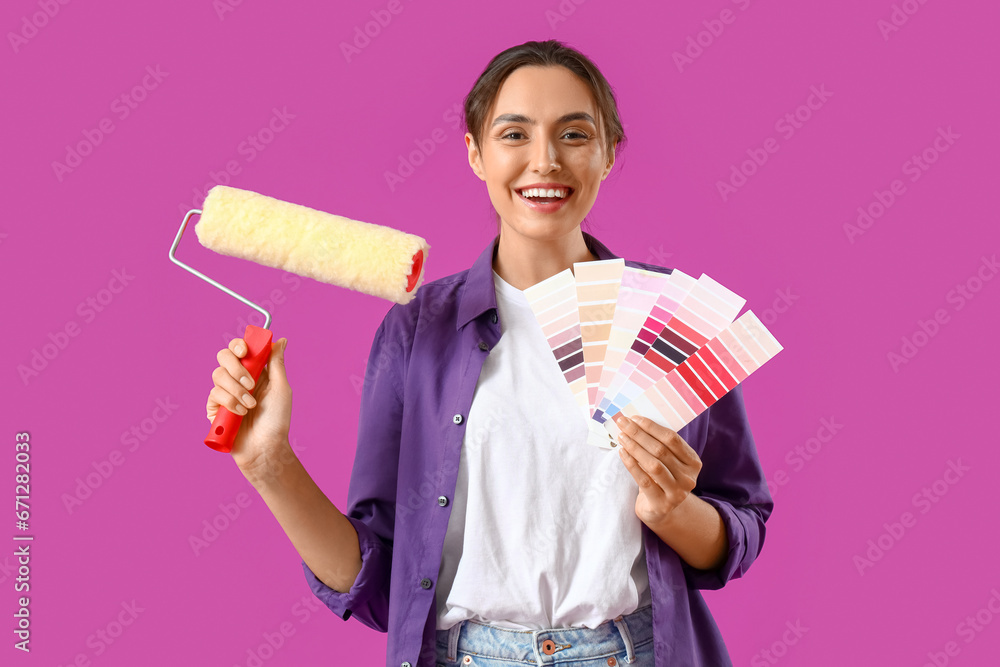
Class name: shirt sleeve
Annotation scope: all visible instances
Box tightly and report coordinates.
[301,313,405,632]
[680,384,774,590]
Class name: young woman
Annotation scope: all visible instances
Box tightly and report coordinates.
[206,39,773,667]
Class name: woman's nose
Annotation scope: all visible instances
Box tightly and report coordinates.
[531,137,559,172]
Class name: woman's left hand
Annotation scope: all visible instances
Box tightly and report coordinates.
[613,414,703,528]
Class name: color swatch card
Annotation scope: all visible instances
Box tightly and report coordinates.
[598,272,743,424]
[603,310,782,444]
[521,262,782,450]
[594,269,697,422]
[522,268,590,421]
[592,267,674,417]
[574,258,625,416]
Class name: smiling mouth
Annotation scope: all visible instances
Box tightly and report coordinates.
[516,187,573,204]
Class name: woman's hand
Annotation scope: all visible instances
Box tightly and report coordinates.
[613,413,703,528]
[206,337,292,478]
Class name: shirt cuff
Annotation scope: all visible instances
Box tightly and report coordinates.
[301,515,391,621]
[680,495,756,590]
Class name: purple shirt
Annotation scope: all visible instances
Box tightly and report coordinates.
[303,232,774,667]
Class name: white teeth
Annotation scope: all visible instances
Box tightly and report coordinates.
[519,187,568,199]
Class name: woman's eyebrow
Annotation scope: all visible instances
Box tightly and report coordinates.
[491,112,595,127]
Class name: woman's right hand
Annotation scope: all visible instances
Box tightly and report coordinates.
[207,336,292,477]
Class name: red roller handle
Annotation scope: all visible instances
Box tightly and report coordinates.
[205,325,273,453]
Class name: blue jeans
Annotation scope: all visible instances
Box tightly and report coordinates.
[435,604,654,666]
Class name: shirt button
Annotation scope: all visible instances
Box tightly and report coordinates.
[478,341,489,351]
[491,311,498,324]
[437,496,448,507]
[420,578,433,589]
[453,414,463,425]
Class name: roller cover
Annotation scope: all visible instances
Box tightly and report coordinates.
[195,185,429,305]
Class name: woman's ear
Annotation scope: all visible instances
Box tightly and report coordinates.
[466,133,486,181]
[603,140,618,179]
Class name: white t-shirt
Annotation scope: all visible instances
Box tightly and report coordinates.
[435,269,652,630]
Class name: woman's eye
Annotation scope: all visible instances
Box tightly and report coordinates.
[501,130,588,141]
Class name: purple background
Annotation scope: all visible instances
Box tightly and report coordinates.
[3,1,999,665]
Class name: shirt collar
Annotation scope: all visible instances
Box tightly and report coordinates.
[456,231,620,330]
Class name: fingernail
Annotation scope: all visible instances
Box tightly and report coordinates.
[240,376,254,390]
[236,342,245,354]
[242,393,256,408]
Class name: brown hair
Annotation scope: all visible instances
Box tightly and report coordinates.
[463,40,627,231]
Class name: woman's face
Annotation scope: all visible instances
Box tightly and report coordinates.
[466,65,615,243]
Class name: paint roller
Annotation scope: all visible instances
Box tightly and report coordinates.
[169,185,429,453]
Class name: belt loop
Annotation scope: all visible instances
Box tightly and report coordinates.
[447,620,464,661]
[531,629,544,666]
[613,615,636,663]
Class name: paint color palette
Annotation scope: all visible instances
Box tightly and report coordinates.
[595,269,698,419]
[522,268,590,420]
[603,310,782,443]
[599,273,743,423]
[521,263,782,449]
[574,259,625,416]
[594,269,697,423]
[593,267,673,417]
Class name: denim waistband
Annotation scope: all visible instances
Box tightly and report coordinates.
[435,604,653,665]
